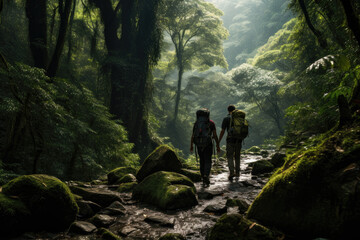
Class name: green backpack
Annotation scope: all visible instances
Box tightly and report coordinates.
[229,109,249,140]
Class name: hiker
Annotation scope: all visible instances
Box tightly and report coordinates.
[190,108,220,186]
[219,104,248,181]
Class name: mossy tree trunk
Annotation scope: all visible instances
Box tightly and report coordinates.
[89,0,161,157]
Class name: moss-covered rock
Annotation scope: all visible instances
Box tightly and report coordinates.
[117,182,137,193]
[207,213,281,240]
[247,126,360,239]
[251,160,274,175]
[107,167,137,184]
[159,233,186,240]
[116,173,137,184]
[2,174,78,231]
[245,146,261,154]
[179,168,202,182]
[225,198,249,214]
[136,145,182,182]
[132,171,198,210]
[0,193,31,235]
[270,152,286,168]
[70,185,122,207]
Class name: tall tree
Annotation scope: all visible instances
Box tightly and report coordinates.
[88,0,162,156]
[47,0,73,77]
[25,0,48,69]
[160,0,228,122]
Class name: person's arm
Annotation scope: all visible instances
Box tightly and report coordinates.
[219,128,225,143]
[212,129,220,153]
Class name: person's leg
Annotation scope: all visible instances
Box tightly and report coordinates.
[234,141,242,177]
[198,147,205,178]
[203,144,213,184]
[226,142,235,179]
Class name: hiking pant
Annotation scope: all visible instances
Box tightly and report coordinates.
[226,140,242,176]
[197,144,213,177]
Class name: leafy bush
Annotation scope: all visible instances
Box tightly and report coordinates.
[0,63,139,180]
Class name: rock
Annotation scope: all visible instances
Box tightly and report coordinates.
[132,171,198,210]
[2,174,78,232]
[207,214,282,240]
[90,214,116,227]
[116,173,137,184]
[245,146,261,155]
[260,150,269,158]
[136,145,182,182]
[77,200,96,218]
[197,190,224,200]
[100,201,126,216]
[97,228,122,240]
[246,128,360,239]
[179,168,202,182]
[144,214,175,227]
[159,233,186,240]
[70,185,122,207]
[251,160,274,175]
[68,221,97,234]
[226,198,250,214]
[0,193,31,235]
[203,204,227,215]
[117,182,137,193]
[107,167,137,184]
[120,226,137,236]
[270,152,286,168]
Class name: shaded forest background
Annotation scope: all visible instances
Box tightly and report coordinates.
[0,0,359,181]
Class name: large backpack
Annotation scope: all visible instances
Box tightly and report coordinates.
[229,109,249,140]
[193,109,212,149]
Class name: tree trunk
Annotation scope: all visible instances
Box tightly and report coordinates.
[174,65,184,122]
[47,0,73,77]
[26,0,48,69]
[66,0,76,64]
[339,0,360,48]
[298,0,328,48]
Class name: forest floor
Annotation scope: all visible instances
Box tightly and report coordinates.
[11,153,270,240]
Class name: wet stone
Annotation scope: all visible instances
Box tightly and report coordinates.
[68,221,97,234]
[119,226,137,236]
[90,214,116,227]
[144,214,175,227]
[204,204,227,215]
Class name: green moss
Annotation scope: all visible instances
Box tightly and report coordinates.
[247,126,360,238]
[179,168,201,182]
[133,171,198,210]
[0,193,31,235]
[208,214,279,240]
[107,167,137,184]
[246,146,261,154]
[98,228,122,240]
[117,182,138,193]
[2,174,79,231]
[116,173,136,184]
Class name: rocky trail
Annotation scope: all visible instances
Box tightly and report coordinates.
[10,152,272,240]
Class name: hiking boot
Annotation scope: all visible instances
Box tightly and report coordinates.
[203,175,210,186]
[228,175,234,181]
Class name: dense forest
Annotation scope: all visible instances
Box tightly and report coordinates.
[0,0,360,239]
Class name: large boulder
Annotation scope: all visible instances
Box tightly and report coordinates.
[2,174,78,232]
[270,152,286,168]
[132,171,198,210]
[251,160,274,175]
[207,214,281,240]
[107,167,137,184]
[136,145,182,182]
[247,127,360,239]
[0,193,31,235]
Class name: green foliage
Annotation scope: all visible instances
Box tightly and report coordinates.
[0,63,138,180]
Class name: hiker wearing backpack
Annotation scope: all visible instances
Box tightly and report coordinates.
[219,105,249,181]
[190,108,220,186]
